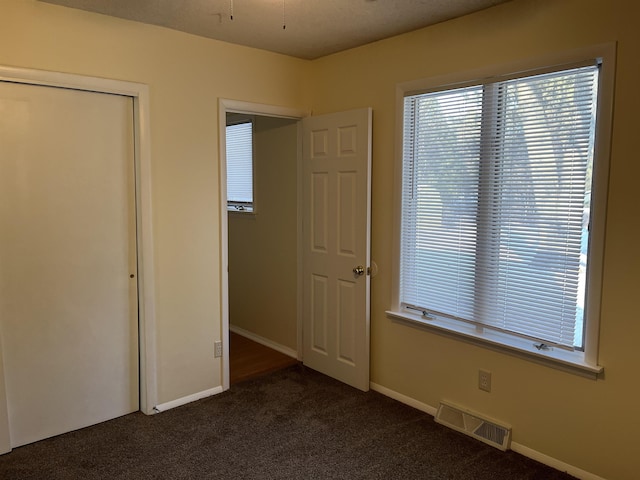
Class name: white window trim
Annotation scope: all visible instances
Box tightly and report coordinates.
[388,43,616,379]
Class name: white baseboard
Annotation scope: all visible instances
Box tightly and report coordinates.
[370,382,438,416]
[153,386,223,413]
[230,324,298,359]
[369,382,604,480]
[510,443,606,480]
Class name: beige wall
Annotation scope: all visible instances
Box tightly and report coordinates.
[0,0,309,404]
[309,1,639,479]
[228,116,298,349]
[1,0,638,478]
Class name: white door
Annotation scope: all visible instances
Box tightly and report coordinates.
[302,108,372,391]
[0,81,139,448]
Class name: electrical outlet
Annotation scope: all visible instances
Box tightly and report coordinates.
[478,369,491,392]
[214,340,222,358]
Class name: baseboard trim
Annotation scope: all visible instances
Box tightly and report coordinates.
[509,443,606,480]
[153,386,223,413]
[230,325,297,359]
[370,382,437,416]
[369,382,604,480]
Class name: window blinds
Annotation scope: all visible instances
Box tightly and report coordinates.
[400,65,599,350]
[226,121,253,206]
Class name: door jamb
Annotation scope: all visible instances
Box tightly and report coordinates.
[218,99,307,391]
[0,66,158,422]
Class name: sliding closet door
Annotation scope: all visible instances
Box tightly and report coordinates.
[0,81,139,448]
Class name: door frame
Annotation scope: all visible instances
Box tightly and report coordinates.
[218,99,307,391]
[0,66,158,424]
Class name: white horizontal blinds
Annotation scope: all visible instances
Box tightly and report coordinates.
[480,67,598,349]
[401,86,483,320]
[400,64,599,350]
[226,121,253,205]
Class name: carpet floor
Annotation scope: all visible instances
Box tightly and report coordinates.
[0,364,577,479]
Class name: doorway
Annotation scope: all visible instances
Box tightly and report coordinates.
[224,107,302,385]
[0,66,157,454]
[219,100,373,392]
[219,99,306,390]
[0,81,138,448]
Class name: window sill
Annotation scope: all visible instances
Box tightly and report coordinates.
[385,309,603,379]
[227,209,256,218]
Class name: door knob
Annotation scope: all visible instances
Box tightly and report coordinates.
[353,265,365,276]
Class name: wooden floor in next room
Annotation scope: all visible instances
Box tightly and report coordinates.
[229,331,299,385]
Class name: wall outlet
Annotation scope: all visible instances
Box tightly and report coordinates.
[479,369,492,392]
[214,340,223,358]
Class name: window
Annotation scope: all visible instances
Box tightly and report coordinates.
[226,119,254,212]
[391,55,612,374]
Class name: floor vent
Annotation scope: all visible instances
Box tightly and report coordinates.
[435,400,512,451]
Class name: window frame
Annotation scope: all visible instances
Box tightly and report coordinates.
[387,44,616,378]
[226,114,256,214]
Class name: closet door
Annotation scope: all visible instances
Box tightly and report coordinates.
[0,81,138,448]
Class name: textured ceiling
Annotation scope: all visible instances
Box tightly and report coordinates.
[40,0,512,59]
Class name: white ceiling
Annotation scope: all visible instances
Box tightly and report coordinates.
[40,0,512,59]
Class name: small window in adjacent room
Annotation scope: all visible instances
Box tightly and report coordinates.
[226,119,254,213]
[389,50,614,375]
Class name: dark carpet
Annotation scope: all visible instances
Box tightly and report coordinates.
[0,364,576,479]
